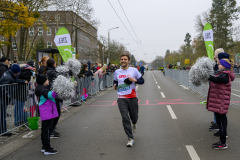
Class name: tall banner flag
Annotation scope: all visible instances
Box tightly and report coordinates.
[203,23,214,60]
[54,27,72,62]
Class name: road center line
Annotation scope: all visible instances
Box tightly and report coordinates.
[158,85,161,89]
[167,105,177,119]
[185,145,200,160]
[160,92,166,98]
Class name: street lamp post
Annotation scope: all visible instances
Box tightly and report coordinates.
[108,27,119,63]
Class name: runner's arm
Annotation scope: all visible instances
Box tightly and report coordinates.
[136,77,144,84]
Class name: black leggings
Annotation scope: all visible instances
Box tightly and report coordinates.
[215,113,227,144]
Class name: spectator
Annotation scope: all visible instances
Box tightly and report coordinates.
[97,64,101,70]
[0,57,9,78]
[8,59,12,69]
[13,59,18,65]
[95,66,106,91]
[43,58,61,138]
[14,61,35,126]
[0,64,27,136]
[92,63,98,73]
[38,56,49,74]
[78,63,88,78]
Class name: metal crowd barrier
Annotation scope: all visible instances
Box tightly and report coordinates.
[0,73,114,136]
[165,69,240,106]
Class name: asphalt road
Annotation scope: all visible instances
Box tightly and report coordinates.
[3,71,240,160]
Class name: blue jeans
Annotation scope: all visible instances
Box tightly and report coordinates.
[14,100,26,126]
[213,112,217,124]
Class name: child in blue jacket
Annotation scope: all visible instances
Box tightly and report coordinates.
[35,74,59,155]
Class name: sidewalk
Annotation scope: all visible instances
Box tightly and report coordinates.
[0,89,112,159]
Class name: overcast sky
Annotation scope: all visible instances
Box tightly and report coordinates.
[91,0,239,63]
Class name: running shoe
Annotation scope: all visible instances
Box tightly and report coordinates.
[209,124,219,131]
[41,147,55,153]
[127,138,134,147]
[213,131,228,138]
[133,124,137,133]
[212,141,228,149]
[44,148,58,155]
[50,133,60,139]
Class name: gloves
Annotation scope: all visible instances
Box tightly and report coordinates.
[124,78,133,85]
[52,91,58,98]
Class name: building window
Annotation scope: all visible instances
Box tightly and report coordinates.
[15,32,17,36]
[47,14,51,21]
[29,27,34,36]
[1,37,4,42]
[38,27,43,36]
[12,42,17,50]
[55,14,60,21]
[29,42,34,50]
[47,27,51,35]
[47,41,52,48]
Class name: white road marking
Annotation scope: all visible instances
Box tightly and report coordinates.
[167,105,177,119]
[231,93,240,97]
[158,85,161,89]
[180,85,189,90]
[186,145,200,160]
[136,86,139,90]
[160,92,166,98]
[156,82,158,84]
[22,131,34,138]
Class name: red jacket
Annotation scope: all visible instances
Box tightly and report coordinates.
[207,70,235,114]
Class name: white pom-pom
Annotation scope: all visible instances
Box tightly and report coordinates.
[66,58,81,76]
[189,56,215,86]
[52,75,75,100]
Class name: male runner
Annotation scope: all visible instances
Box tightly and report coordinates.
[140,65,145,76]
[114,52,144,147]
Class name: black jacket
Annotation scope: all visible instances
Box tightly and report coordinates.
[0,63,9,78]
[46,67,58,88]
[38,66,45,74]
[208,71,229,84]
[35,84,51,98]
[0,70,26,105]
[16,68,33,101]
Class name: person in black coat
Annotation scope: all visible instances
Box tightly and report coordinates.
[15,61,36,126]
[43,58,61,138]
[0,57,9,78]
[0,64,27,136]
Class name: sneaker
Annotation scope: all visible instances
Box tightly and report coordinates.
[53,130,61,136]
[212,141,228,149]
[44,148,58,155]
[50,133,60,139]
[41,147,55,153]
[127,138,134,147]
[211,121,216,125]
[209,124,219,131]
[213,131,228,138]
[133,124,137,133]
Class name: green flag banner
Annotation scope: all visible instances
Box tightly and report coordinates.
[203,23,214,60]
[54,27,72,62]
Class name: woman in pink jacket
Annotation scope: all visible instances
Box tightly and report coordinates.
[207,58,235,150]
[95,66,106,90]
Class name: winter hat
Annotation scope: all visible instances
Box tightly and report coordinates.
[218,52,229,60]
[0,57,8,62]
[36,74,47,85]
[219,59,232,69]
[11,64,21,73]
[214,48,224,57]
[27,60,35,67]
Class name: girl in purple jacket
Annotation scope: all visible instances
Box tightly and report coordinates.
[35,74,59,155]
[207,58,235,150]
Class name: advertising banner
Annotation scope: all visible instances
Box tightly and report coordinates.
[203,23,214,60]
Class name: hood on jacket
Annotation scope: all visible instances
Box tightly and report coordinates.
[35,85,50,98]
[221,70,235,82]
